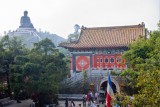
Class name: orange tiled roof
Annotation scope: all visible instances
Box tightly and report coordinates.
[60,23,145,49]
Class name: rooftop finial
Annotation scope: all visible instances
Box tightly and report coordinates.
[141,22,145,26]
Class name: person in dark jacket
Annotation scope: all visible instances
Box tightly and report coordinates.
[65,97,69,107]
[82,94,86,106]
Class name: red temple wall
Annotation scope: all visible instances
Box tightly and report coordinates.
[70,54,126,71]
[93,54,126,69]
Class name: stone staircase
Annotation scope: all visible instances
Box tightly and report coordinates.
[60,69,109,93]
[60,69,122,94]
[62,69,110,85]
[58,94,84,101]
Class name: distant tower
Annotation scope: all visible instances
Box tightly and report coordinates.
[74,24,80,34]
[4,31,6,35]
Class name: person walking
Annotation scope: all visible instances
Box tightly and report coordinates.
[86,92,91,106]
[94,92,99,104]
[71,100,75,107]
[65,97,69,107]
[82,94,86,106]
[89,91,94,103]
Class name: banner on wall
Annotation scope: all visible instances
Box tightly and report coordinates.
[76,56,90,71]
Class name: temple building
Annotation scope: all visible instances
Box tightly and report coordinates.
[60,22,146,75]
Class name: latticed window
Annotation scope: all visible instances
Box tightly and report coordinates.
[116,57,122,63]
[116,58,119,62]
[105,58,108,63]
[119,58,122,63]
[100,58,103,62]
[110,58,114,63]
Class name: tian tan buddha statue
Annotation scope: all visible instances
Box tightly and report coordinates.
[19,11,34,28]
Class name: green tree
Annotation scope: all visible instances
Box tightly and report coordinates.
[0,35,28,97]
[32,38,56,58]
[82,70,88,94]
[121,23,160,106]
[0,36,69,105]
[120,69,139,95]
[21,38,67,105]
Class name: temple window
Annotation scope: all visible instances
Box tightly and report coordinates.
[100,58,103,62]
[116,58,119,63]
[110,58,114,63]
[119,58,122,63]
[117,57,122,63]
[105,58,108,63]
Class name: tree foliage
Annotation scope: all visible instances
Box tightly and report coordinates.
[0,36,69,103]
[67,33,79,42]
[82,70,88,94]
[121,23,160,106]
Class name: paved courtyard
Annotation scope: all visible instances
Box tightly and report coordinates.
[4,99,33,107]
[4,99,106,107]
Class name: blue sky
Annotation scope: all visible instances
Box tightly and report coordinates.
[0,0,159,38]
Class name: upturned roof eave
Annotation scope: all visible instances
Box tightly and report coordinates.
[61,45,128,49]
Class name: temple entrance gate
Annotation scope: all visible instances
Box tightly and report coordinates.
[99,77,120,94]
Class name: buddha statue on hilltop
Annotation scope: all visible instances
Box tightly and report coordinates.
[19,11,34,28]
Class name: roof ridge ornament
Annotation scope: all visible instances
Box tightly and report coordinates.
[141,22,145,25]
[81,25,87,30]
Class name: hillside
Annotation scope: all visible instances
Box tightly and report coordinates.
[6,30,66,49]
